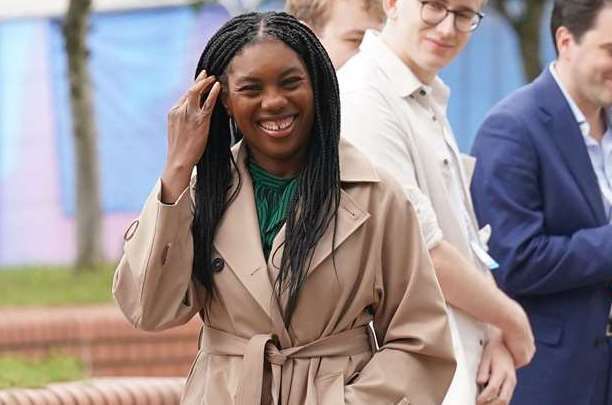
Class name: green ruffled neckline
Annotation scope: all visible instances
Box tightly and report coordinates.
[248,161,298,260]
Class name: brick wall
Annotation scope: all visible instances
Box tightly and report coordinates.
[0,305,201,377]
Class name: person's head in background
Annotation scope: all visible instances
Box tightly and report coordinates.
[381,0,486,83]
[286,0,385,68]
[551,0,612,111]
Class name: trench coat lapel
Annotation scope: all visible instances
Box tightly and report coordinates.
[308,191,370,275]
[213,145,277,322]
[214,140,379,324]
[269,140,379,277]
[267,190,371,279]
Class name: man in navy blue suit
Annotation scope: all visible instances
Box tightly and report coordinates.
[470,0,612,403]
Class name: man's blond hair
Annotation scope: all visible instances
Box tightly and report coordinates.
[286,0,385,32]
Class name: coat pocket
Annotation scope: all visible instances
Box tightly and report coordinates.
[316,372,345,404]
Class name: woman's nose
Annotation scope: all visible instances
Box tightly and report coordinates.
[261,88,288,112]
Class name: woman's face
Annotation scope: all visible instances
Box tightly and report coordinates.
[223,38,315,177]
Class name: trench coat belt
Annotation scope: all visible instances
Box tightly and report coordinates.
[202,325,372,405]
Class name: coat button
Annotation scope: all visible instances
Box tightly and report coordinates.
[212,258,225,273]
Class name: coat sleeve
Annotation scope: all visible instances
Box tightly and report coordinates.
[344,181,456,405]
[471,110,612,296]
[340,86,443,250]
[112,179,202,331]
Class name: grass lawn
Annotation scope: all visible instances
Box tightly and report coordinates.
[0,354,86,389]
[0,264,116,307]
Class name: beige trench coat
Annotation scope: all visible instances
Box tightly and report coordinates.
[113,139,456,405]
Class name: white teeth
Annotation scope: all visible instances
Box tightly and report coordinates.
[259,116,295,132]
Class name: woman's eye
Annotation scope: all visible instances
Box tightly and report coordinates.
[282,77,303,89]
[238,85,261,94]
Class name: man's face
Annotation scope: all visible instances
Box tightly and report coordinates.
[318,0,383,69]
[387,0,482,81]
[564,5,612,108]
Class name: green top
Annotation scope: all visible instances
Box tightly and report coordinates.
[248,161,298,260]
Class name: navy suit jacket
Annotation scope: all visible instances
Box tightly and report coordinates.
[471,68,612,404]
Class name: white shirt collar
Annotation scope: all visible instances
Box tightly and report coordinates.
[549,62,612,141]
[358,30,450,106]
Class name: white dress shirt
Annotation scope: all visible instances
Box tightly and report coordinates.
[339,30,488,404]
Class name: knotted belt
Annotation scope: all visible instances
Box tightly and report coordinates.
[202,325,372,405]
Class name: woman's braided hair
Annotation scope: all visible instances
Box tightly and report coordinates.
[192,11,341,324]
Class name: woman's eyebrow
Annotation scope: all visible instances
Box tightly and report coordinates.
[233,75,260,85]
[280,67,305,77]
[232,66,305,84]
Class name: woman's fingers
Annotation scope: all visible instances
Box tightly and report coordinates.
[186,75,217,113]
[173,70,208,108]
[200,82,222,116]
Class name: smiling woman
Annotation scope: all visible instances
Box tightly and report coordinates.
[112,11,456,405]
[222,39,315,178]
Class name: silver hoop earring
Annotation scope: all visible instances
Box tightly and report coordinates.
[229,116,240,145]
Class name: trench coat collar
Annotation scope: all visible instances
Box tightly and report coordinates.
[212,138,379,328]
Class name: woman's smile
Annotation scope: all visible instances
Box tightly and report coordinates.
[256,114,297,138]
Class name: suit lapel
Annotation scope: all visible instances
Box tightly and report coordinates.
[536,69,606,224]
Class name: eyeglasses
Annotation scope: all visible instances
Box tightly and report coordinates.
[416,0,484,33]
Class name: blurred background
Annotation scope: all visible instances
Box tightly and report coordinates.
[0,0,556,396]
[0,0,556,268]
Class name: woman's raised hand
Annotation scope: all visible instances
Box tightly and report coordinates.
[161,70,222,204]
